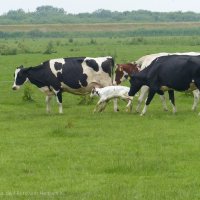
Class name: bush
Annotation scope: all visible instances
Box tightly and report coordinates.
[56,40,61,46]
[68,38,73,43]
[43,41,56,54]
[22,85,34,102]
[17,42,31,53]
[90,38,97,45]
[0,45,17,55]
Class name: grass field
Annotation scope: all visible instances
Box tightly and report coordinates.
[1,22,200,32]
[1,31,200,199]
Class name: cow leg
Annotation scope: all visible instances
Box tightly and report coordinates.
[126,99,133,112]
[140,89,156,116]
[121,95,133,112]
[94,100,106,112]
[45,95,52,113]
[113,98,119,112]
[136,86,149,112]
[156,90,168,111]
[168,90,176,114]
[159,94,168,111]
[54,90,63,114]
[193,79,200,115]
[99,101,107,112]
[94,101,100,112]
[94,100,102,112]
[192,89,200,111]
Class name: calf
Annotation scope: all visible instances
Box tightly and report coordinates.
[129,55,200,115]
[90,86,133,112]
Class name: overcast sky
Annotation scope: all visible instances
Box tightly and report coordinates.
[1,0,200,15]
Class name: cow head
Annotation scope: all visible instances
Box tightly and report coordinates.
[114,63,140,85]
[90,87,100,98]
[128,74,146,97]
[12,65,28,90]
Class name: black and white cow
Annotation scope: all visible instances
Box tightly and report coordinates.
[12,56,114,113]
[128,55,200,115]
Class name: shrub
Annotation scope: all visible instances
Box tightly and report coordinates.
[43,41,56,54]
[90,38,97,45]
[68,38,73,43]
[0,45,17,55]
[17,42,31,53]
[22,85,34,102]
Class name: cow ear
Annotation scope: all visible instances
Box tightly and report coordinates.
[17,65,24,69]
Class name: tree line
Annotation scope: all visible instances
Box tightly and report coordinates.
[1,6,200,24]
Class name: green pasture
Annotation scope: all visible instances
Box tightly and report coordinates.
[1,36,200,199]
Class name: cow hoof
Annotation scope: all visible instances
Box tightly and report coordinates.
[192,107,196,111]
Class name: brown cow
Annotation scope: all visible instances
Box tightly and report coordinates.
[114,63,139,85]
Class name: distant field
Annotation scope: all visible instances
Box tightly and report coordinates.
[1,33,200,199]
[1,36,200,62]
[1,22,200,32]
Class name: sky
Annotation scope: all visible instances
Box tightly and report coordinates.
[1,0,200,15]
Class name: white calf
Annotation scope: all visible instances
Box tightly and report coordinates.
[90,86,133,112]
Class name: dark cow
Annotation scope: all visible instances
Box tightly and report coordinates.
[12,57,114,113]
[115,62,169,112]
[128,55,200,115]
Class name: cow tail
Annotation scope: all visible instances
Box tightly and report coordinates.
[111,57,115,85]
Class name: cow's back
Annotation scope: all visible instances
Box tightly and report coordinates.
[47,56,114,94]
[147,55,200,91]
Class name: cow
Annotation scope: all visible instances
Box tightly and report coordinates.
[114,63,140,85]
[128,54,200,115]
[12,56,115,113]
[115,52,200,112]
[115,62,169,112]
[135,52,170,70]
[136,52,200,70]
[90,86,133,112]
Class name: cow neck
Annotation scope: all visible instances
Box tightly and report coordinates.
[125,65,140,76]
[25,65,47,87]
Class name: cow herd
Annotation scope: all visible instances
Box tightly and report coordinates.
[12,52,200,116]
